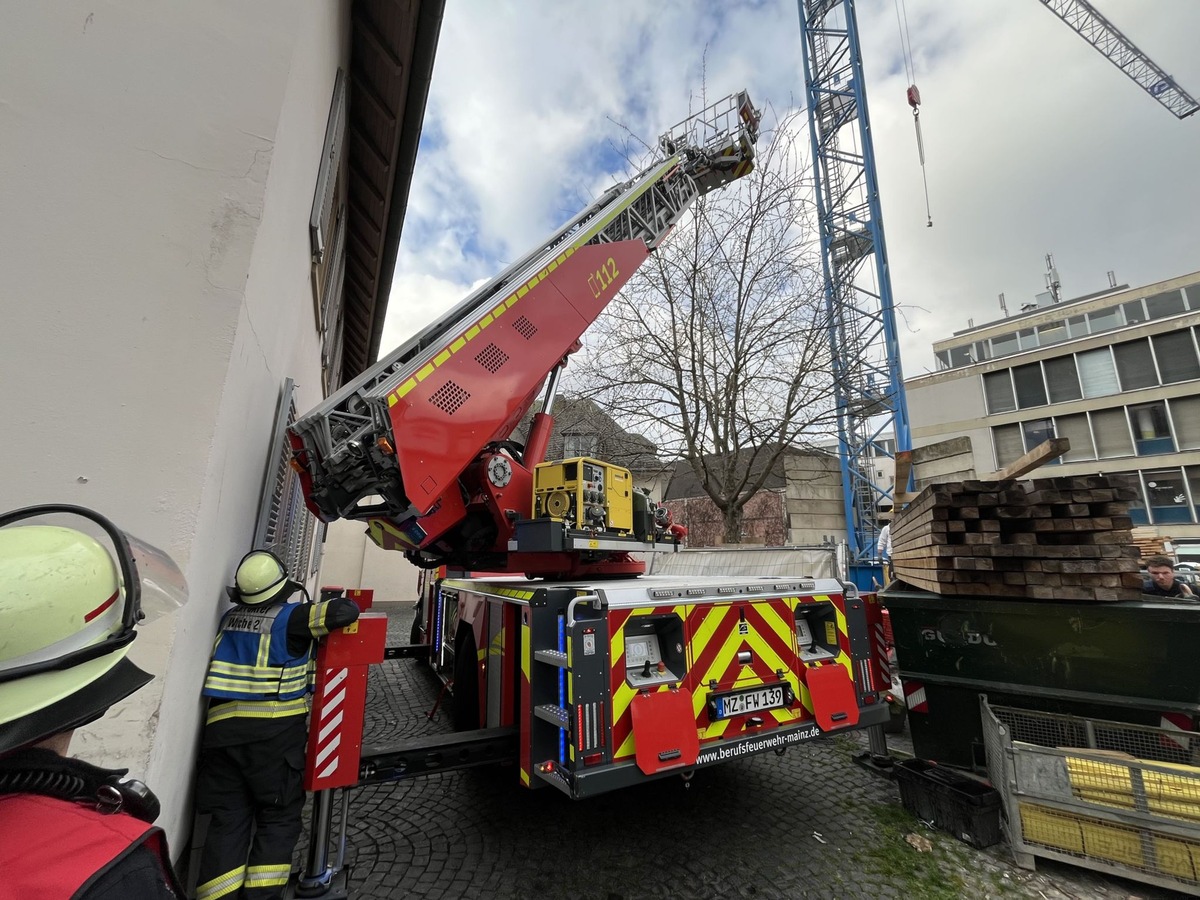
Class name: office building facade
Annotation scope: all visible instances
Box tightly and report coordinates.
[905,270,1200,541]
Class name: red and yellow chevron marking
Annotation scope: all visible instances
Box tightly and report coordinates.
[686,598,801,741]
[717,144,755,180]
[607,596,856,761]
[365,517,416,551]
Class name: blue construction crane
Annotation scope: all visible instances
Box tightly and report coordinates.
[1039,0,1199,119]
[796,0,1195,579]
[797,0,912,576]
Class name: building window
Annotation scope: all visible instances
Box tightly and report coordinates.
[935,350,950,370]
[1121,299,1145,326]
[310,69,348,396]
[1128,401,1174,455]
[1091,407,1134,458]
[992,424,1024,469]
[1056,413,1095,462]
[991,332,1019,357]
[1066,315,1088,338]
[1172,396,1200,450]
[563,432,599,458]
[1043,355,1082,403]
[1152,329,1200,384]
[1076,348,1119,398]
[1123,471,1150,525]
[1187,282,1200,310]
[1188,466,1200,522]
[1112,338,1158,391]
[1013,362,1048,408]
[1145,289,1185,320]
[1022,418,1056,456]
[1143,468,1192,525]
[1018,328,1038,351]
[983,371,1016,414]
[949,345,973,367]
[1037,320,1067,346]
[1087,306,1122,333]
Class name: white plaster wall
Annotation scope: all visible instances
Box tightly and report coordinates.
[0,1,348,850]
[319,520,421,605]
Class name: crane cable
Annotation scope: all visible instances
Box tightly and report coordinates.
[895,0,933,228]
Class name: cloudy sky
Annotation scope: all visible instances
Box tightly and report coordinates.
[379,0,1200,378]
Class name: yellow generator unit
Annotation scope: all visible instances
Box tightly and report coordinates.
[533,458,633,536]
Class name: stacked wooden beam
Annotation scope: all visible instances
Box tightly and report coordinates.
[1130,526,1171,565]
[890,475,1143,601]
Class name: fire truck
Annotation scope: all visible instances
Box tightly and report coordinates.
[286,91,892,812]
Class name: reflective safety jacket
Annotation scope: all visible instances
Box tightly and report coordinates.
[202,601,324,725]
[0,793,180,899]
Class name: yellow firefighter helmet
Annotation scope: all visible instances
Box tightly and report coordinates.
[229,549,295,606]
[0,505,187,755]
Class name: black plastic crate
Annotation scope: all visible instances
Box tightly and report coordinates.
[895,758,1002,849]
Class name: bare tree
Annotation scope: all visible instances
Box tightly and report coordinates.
[567,110,837,543]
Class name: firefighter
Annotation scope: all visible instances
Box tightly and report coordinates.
[193,549,359,900]
[0,504,188,899]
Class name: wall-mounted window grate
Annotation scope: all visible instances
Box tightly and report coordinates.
[255,378,317,582]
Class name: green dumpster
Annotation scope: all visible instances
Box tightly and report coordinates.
[881,586,1200,769]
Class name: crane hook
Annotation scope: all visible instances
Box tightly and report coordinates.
[907,84,933,228]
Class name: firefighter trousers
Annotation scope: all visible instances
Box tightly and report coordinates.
[194,719,307,900]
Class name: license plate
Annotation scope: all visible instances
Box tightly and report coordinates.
[711,683,790,720]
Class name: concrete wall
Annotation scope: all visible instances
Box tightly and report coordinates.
[0,1,348,848]
[784,453,847,545]
[911,437,978,488]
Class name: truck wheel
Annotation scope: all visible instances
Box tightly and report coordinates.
[452,627,480,731]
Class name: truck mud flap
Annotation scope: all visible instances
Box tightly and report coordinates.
[630,687,699,774]
[806,663,860,731]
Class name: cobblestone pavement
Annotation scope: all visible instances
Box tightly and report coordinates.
[315,604,1189,900]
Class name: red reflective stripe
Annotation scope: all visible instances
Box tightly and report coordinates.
[85,590,119,623]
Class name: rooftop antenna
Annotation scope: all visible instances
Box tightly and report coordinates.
[999,292,1009,317]
[1044,253,1062,303]
[1107,270,1117,288]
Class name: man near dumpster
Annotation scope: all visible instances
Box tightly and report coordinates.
[193,550,360,900]
[0,504,188,899]
[1142,555,1195,599]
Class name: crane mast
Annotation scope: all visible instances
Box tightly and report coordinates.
[797,0,912,567]
[1039,0,1199,119]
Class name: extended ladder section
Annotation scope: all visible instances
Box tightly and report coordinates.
[289,91,760,526]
